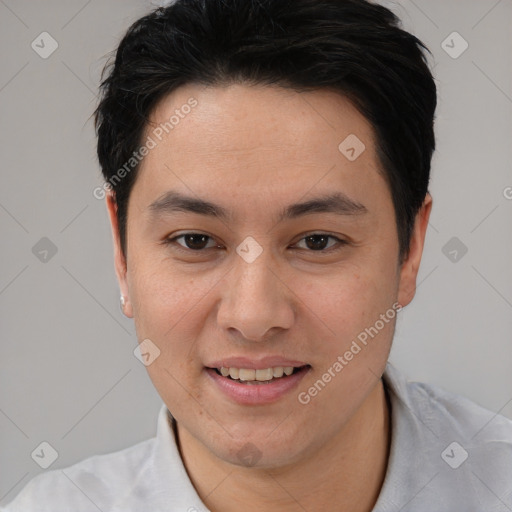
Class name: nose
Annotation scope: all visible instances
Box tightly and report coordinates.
[216,250,295,342]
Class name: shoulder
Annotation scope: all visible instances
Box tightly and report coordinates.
[1,438,155,512]
[375,364,512,511]
[2,404,207,512]
[385,363,512,443]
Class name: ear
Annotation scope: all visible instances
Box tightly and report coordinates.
[397,193,433,308]
[105,190,133,318]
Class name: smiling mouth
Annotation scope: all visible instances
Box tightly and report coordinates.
[212,365,310,384]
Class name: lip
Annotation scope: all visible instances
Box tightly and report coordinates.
[205,365,311,405]
[206,356,308,370]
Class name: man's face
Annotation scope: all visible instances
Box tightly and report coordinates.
[108,83,427,467]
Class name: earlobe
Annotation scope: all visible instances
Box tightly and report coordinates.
[105,190,134,318]
[120,294,132,317]
[397,193,433,308]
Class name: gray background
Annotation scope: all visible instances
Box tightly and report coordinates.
[1,0,511,504]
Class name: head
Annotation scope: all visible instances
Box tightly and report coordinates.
[95,0,435,468]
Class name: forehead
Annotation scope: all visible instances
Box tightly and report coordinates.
[146,83,375,160]
[134,83,388,213]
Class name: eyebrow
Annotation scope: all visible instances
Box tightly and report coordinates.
[148,190,368,222]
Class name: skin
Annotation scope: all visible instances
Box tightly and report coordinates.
[106,83,432,512]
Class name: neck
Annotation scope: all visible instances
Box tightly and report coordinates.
[176,379,391,512]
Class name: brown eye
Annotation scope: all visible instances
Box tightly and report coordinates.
[295,234,346,252]
[166,233,218,251]
[304,234,331,251]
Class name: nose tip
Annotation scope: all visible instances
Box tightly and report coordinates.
[216,257,295,342]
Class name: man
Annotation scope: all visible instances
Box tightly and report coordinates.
[3,0,511,511]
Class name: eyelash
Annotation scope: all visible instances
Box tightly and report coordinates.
[162,232,348,255]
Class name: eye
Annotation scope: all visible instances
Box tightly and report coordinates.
[293,233,347,252]
[165,233,219,251]
[163,232,347,254]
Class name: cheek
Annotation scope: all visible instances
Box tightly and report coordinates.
[127,260,215,372]
[293,269,397,419]
[297,260,398,360]
[129,253,208,325]
[128,264,213,411]
[311,258,396,312]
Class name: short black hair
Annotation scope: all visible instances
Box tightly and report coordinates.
[95,0,437,262]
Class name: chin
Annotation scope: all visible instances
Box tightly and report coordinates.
[205,427,308,470]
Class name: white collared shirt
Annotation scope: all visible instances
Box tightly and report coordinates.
[2,363,512,511]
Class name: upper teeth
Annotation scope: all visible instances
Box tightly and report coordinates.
[219,366,295,381]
